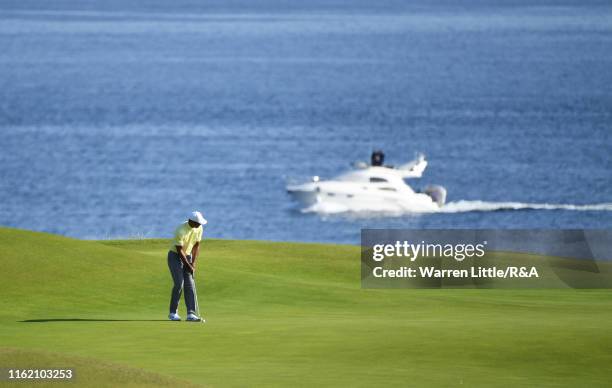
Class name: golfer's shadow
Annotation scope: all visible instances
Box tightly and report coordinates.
[20,318,168,323]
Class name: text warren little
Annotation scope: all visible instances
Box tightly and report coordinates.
[373,266,540,279]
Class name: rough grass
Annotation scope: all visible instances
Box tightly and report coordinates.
[0,348,199,387]
[1,227,611,387]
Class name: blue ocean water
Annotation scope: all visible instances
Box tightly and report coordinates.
[1,1,611,244]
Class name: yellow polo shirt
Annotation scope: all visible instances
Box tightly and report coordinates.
[169,222,202,254]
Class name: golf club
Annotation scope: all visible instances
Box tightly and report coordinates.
[192,272,205,323]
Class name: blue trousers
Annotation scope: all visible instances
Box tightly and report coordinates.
[167,251,196,315]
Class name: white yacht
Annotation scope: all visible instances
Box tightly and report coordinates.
[287,151,447,213]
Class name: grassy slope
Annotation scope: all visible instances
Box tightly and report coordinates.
[0,348,199,387]
[0,227,611,387]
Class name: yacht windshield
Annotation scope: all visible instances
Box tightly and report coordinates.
[369,177,388,183]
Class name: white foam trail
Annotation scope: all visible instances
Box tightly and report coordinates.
[439,201,612,213]
[301,200,612,216]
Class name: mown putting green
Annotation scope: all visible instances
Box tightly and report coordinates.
[1,227,611,387]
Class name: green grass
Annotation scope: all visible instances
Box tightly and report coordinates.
[0,227,611,387]
[0,348,199,387]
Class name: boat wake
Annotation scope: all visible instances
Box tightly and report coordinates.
[301,200,612,216]
[439,200,612,213]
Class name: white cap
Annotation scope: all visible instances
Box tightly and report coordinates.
[188,211,207,226]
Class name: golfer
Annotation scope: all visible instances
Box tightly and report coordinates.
[167,211,207,322]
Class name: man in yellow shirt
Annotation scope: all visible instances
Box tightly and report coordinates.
[167,211,207,322]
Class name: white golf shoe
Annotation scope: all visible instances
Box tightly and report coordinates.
[168,312,181,321]
[186,313,205,322]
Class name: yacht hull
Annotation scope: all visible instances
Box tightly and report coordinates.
[287,181,443,213]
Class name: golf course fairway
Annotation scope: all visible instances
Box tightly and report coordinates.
[1,227,611,387]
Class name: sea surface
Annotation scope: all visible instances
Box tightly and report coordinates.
[1,0,611,244]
